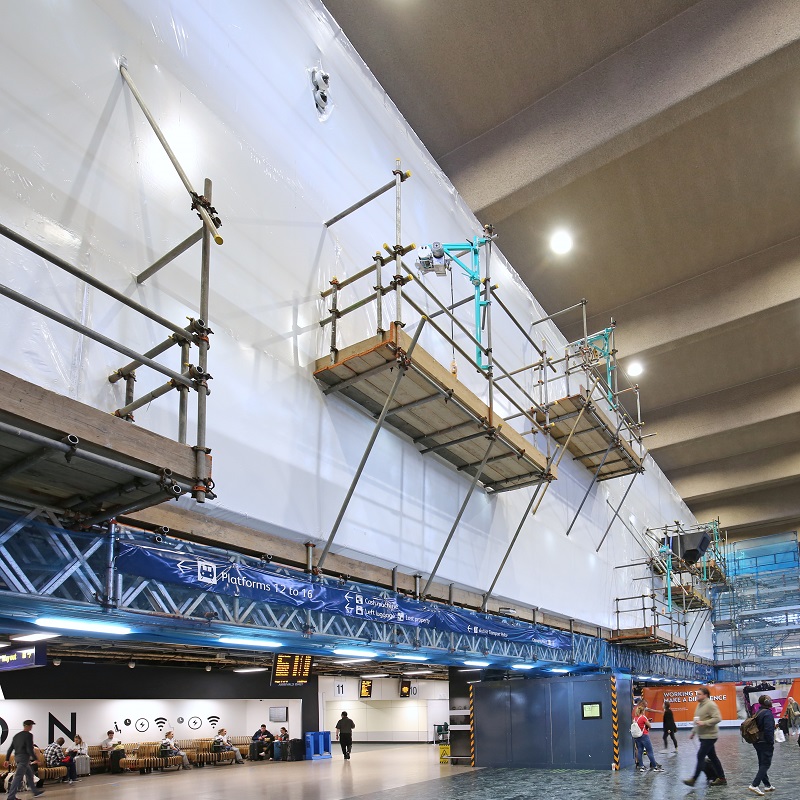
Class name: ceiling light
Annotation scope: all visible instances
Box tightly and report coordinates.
[550,668,570,673]
[549,229,573,255]
[404,670,433,675]
[205,665,212,672]
[10,633,60,642]
[35,617,131,635]
[218,637,282,648]
[463,660,490,667]
[458,668,483,672]
[511,664,536,670]
[52,658,61,667]
[627,362,643,377]
[335,659,370,665]
[333,648,378,658]
[361,673,388,678]
[128,661,136,669]
[233,667,268,673]
[392,654,428,661]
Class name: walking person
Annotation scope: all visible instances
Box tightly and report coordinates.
[5,720,44,799]
[683,686,726,787]
[335,711,355,760]
[632,703,663,772]
[786,696,800,737]
[748,694,776,796]
[662,701,678,751]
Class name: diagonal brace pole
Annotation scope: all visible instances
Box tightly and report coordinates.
[565,415,625,537]
[482,376,601,607]
[595,471,640,553]
[317,319,427,571]
[421,435,496,599]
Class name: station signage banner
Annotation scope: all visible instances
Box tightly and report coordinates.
[642,683,738,727]
[116,541,570,649]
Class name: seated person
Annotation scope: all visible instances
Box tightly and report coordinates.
[278,727,289,742]
[100,730,116,756]
[212,728,244,764]
[44,737,79,783]
[250,725,274,760]
[160,731,191,769]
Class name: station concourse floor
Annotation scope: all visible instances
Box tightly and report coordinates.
[38,731,799,800]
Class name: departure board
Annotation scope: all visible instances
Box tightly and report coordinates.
[271,653,313,685]
[359,679,373,698]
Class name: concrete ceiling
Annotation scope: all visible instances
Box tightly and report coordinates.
[325,0,800,542]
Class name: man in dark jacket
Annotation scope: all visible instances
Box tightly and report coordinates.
[335,711,355,760]
[748,695,776,796]
[6,720,44,799]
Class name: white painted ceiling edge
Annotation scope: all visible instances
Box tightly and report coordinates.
[0,0,710,654]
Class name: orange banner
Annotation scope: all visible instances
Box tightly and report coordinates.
[642,683,738,726]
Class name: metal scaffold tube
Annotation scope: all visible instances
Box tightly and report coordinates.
[420,435,496,599]
[119,62,223,245]
[316,318,427,571]
[0,222,192,344]
[0,283,194,389]
[193,178,213,502]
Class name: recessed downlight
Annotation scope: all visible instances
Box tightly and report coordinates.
[627,361,643,377]
[549,229,573,255]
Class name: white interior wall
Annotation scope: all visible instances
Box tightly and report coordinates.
[318,676,447,742]
[0,0,712,655]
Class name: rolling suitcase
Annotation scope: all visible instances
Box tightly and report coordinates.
[74,754,91,777]
[287,738,305,761]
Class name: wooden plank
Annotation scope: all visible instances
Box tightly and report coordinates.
[0,370,198,479]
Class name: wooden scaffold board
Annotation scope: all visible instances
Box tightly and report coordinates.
[534,387,642,480]
[610,626,687,653]
[313,326,553,492]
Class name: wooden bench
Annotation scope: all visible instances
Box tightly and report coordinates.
[120,742,182,773]
[193,739,236,767]
[8,754,67,784]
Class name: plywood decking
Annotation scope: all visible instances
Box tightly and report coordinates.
[534,388,642,481]
[610,626,686,653]
[313,326,552,492]
[0,369,207,521]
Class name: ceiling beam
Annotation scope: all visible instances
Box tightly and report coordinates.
[440,0,800,222]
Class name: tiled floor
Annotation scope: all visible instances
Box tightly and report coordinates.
[29,730,799,800]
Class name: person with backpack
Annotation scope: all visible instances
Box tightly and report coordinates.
[662,701,678,751]
[631,703,663,772]
[683,686,726,787]
[747,694,776,796]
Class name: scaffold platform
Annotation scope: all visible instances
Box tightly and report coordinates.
[0,369,206,525]
[668,584,712,611]
[313,326,553,492]
[610,626,686,653]
[535,387,642,480]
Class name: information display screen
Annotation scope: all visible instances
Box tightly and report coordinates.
[359,679,373,698]
[271,653,313,685]
[581,702,602,720]
[0,644,46,672]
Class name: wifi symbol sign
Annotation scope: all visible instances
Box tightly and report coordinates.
[155,717,168,731]
[207,716,221,728]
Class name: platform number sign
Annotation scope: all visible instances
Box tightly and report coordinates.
[335,683,345,696]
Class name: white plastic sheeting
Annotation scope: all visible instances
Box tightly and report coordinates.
[0,0,711,656]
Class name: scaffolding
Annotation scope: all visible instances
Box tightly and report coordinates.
[313,162,647,604]
[608,520,726,653]
[713,532,800,679]
[0,60,219,526]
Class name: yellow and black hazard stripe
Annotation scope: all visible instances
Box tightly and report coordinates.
[611,675,620,770]
[469,683,475,767]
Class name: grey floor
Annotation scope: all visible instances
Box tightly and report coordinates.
[30,730,799,800]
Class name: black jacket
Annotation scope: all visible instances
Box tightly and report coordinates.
[663,709,677,733]
[6,730,35,762]
[755,707,775,746]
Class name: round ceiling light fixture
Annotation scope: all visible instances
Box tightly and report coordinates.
[549,229,573,255]
[627,361,644,377]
